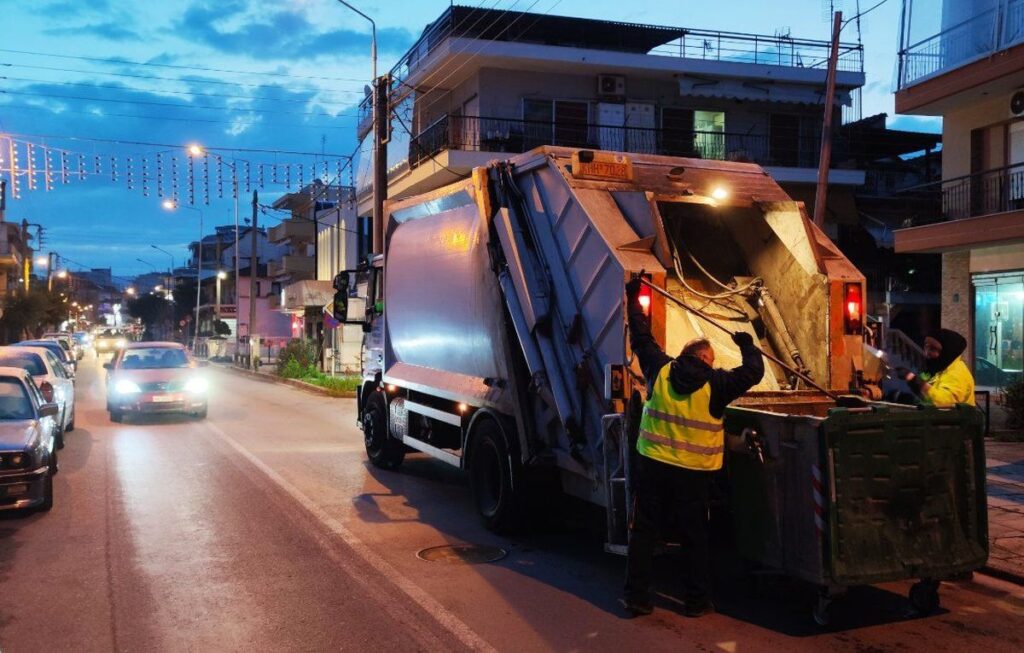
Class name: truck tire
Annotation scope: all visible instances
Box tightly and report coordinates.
[468,418,523,533]
[364,392,404,470]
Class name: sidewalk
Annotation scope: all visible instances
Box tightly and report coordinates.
[986,439,1024,581]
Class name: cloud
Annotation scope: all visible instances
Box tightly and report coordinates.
[174,1,415,60]
[887,115,942,134]
[43,21,143,42]
[41,0,111,17]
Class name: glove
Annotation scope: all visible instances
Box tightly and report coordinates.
[625,277,642,303]
[894,367,914,382]
[731,331,754,348]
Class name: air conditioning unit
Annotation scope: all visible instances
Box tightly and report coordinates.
[1011,90,1024,117]
[597,74,626,98]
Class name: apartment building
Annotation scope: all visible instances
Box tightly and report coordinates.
[894,0,1024,385]
[353,5,868,234]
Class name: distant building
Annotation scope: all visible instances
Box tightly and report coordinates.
[893,0,1024,385]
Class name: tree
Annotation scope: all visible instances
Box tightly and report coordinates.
[127,293,172,340]
[0,288,68,344]
[213,319,232,336]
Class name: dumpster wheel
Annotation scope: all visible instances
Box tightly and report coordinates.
[811,592,833,627]
[907,580,941,617]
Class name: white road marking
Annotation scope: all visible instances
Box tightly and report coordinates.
[204,421,496,653]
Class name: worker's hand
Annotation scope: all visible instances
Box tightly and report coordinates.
[894,367,915,382]
[731,331,754,348]
[625,277,642,303]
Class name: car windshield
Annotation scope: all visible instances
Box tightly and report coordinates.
[119,347,189,369]
[17,342,68,360]
[0,352,47,376]
[0,378,33,420]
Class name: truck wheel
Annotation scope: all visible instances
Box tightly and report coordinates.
[364,392,403,469]
[469,419,523,533]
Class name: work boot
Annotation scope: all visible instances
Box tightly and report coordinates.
[683,599,715,618]
[618,598,653,618]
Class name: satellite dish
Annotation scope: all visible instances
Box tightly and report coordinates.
[1011,90,1024,116]
[364,85,372,98]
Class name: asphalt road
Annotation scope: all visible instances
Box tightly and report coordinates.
[2,355,1023,652]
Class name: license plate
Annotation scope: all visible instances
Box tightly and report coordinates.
[151,395,175,403]
[4,484,28,496]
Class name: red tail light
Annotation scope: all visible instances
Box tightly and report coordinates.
[40,381,54,403]
[844,283,863,334]
[638,284,653,316]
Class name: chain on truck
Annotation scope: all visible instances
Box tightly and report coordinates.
[333,147,988,624]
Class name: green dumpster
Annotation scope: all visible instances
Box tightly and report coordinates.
[725,398,987,624]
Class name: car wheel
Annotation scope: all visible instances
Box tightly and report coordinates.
[194,406,208,419]
[109,410,124,423]
[363,392,404,470]
[38,465,54,512]
[65,406,75,432]
[55,425,65,450]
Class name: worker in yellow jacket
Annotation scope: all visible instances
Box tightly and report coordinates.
[621,278,763,618]
[896,329,975,407]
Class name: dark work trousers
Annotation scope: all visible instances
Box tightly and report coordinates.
[624,454,712,606]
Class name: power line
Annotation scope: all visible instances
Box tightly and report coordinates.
[0,89,359,120]
[1,62,366,97]
[0,48,368,83]
[3,132,354,158]
[0,103,354,130]
[1,75,362,106]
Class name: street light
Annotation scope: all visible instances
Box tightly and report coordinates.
[35,256,48,267]
[215,270,227,323]
[163,199,205,354]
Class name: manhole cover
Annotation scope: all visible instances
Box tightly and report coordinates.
[416,544,507,565]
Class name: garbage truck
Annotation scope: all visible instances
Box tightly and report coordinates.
[335,147,987,622]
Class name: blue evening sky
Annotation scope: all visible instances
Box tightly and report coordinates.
[0,0,931,279]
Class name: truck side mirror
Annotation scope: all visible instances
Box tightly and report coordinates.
[333,270,369,324]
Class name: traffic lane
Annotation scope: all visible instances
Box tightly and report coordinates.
[209,367,1024,651]
[0,355,131,652]
[3,357,467,652]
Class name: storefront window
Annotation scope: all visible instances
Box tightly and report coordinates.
[974,272,1024,386]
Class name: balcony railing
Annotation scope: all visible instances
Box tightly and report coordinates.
[408,115,831,170]
[897,0,1024,89]
[898,162,1024,225]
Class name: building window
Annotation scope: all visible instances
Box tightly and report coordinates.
[522,99,589,149]
[661,107,695,157]
[693,110,725,160]
[973,272,1024,385]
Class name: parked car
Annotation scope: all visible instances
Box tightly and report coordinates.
[43,332,81,361]
[12,340,77,375]
[72,331,92,353]
[0,347,75,448]
[0,366,59,513]
[104,342,209,422]
[94,329,127,354]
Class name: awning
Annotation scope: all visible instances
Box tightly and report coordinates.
[282,280,333,312]
[679,77,852,107]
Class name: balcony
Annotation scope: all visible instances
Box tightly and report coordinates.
[359,5,863,135]
[897,0,1024,90]
[267,255,314,279]
[268,219,314,245]
[408,115,836,171]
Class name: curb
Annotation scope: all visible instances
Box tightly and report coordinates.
[215,363,356,399]
[980,564,1024,586]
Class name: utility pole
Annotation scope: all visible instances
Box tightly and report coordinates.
[813,11,843,230]
[372,74,390,253]
[248,190,259,368]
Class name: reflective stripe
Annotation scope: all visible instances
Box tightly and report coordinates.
[643,406,723,432]
[638,429,723,456]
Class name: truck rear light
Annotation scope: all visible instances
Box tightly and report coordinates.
[844,283,863,334]
[638,284,652,316]
[39,381,54,403]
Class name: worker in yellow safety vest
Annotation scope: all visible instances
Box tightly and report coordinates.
[896,328,975,407]
[621,278,764,618]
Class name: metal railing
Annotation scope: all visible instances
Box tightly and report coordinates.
[898,0,1024,89]
[899,162,1024,224]
[408,114,831,169]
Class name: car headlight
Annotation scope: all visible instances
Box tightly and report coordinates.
[115,379,141,394]
[185,377,209,393]
[116,339,126,348]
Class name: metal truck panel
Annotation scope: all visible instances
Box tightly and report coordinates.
[384,185,514,411]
